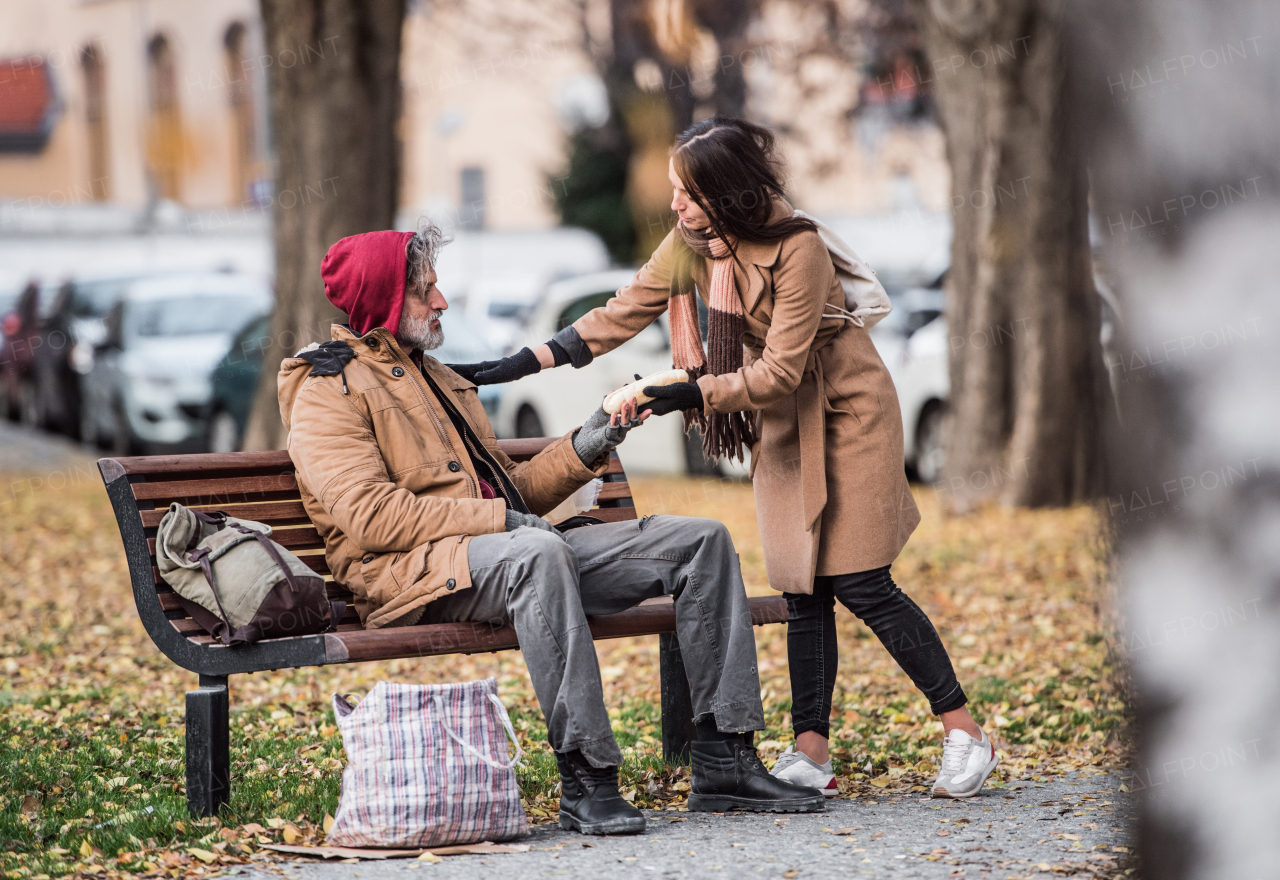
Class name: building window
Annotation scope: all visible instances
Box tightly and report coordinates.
[459,166,486,230]
[223,22,258,204]
[146,33,183,202]
[81,44,109,199]
[0,56,58,154]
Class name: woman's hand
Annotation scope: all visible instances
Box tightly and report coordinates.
[447,347,542,385]
[639,380,704,416]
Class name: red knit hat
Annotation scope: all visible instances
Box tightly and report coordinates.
[320,230,415,336]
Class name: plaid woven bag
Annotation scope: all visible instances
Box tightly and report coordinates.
[327,679,528,847]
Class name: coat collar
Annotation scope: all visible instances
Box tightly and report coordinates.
[691,198,788,314]
[331,323,478,392]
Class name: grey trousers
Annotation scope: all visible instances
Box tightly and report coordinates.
[423,515,766,768]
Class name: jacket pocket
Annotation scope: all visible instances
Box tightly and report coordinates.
[387,542,433,598]
[356,552,394,607]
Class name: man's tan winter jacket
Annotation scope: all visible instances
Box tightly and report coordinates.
[278,324,607,629]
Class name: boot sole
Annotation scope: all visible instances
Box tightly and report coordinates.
[558,811,647,835]
[687,793,826,813]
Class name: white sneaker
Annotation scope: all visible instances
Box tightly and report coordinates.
[932,728,998,798]
[770,746,839,797]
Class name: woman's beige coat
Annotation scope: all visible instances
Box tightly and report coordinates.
[572,200,919,594]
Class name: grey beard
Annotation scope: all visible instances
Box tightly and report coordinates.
[398,310,444,351]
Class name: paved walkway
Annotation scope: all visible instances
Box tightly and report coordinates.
[238,773,1132,880]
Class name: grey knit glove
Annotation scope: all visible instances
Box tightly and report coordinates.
[572,405,640,467]
[504,509,560,535]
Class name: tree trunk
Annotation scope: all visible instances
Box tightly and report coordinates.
[242,0,405,451]
[909,0,1105,510]
[1069,1,1280,877]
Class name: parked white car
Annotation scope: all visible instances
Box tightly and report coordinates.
[491,270,747,476]
[872,314,949,484]
[80,273,272,455]
[428,227,612,353]
[869,283,950,484]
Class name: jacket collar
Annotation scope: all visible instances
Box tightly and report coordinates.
[333,322,478,394]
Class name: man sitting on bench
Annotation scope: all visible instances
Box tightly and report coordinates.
[277,222,825,836]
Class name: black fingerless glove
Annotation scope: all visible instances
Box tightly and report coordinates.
[640,381,704,416]
[447,347,541,385]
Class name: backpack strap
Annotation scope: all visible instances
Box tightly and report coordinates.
[229,523,305,593]
[228,523,346,632]
[187,546,249,646]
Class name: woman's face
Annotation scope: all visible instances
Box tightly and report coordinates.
[669,158,710,231]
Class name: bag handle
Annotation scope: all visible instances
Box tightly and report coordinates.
[431,693,523,770]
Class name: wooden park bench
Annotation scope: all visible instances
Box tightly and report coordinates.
[97,438,789,818]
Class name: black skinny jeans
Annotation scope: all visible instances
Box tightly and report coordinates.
[786,565,967,738]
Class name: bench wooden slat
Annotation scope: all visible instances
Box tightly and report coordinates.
[326,595,788,663]
[111,445,625,478]
[140,501,312,528]
[132,474,300,503]
[595,481,632,502]
[106,450,295,476]
[168,594,786,652]
[158,583,353,615]
[146,526,325,557]
[170,606,361,635]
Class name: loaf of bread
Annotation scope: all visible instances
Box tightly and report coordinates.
[602,369,690,414]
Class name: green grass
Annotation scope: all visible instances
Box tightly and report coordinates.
[1,696,347,878]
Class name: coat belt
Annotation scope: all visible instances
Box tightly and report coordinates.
[747,327,839,537]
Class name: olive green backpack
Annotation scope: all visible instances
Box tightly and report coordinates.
[156,503,344,646]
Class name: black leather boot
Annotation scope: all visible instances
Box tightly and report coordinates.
[689,740,827,813]
[556,750,647,835]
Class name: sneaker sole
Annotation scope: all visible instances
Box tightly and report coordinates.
[558,811,647,835]
[772,768,840,797]
[687,793,827,813]
[931,753,999,799]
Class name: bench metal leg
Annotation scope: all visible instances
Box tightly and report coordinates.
[659,633,695,765]
[186,675,230,818]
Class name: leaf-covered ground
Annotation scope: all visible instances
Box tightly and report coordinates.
[0,469,1131,879]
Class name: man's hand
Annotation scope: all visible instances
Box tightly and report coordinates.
[572,394,647,467]
[640,380,704,416]
[504,509,563,537]
[447,347,541,385]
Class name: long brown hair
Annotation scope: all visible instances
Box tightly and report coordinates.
[670,116,816,263]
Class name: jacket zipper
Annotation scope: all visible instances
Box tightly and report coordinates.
[416,366,529,514]
[386,342,479,500]
[459,424,517,510]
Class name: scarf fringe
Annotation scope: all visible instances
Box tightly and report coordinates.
[670,225,756,463]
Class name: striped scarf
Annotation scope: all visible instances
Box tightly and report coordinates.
[669,222,758,463]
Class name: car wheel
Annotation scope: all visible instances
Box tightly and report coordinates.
[515,404,545,439]
[18,380,41,428]
[208,410,241,454]
[914,402,948,485]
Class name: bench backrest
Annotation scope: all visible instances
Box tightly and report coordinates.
[97,439,636,673]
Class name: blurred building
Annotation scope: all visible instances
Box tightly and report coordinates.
[0,0,268,211]
[0,0,948,231]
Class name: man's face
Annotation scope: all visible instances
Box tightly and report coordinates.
[397,267,448,351]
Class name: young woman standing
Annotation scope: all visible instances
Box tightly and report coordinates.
[450,117,998,798]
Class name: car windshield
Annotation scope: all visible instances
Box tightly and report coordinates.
[73,279,134,317]
[131,296,267,338]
